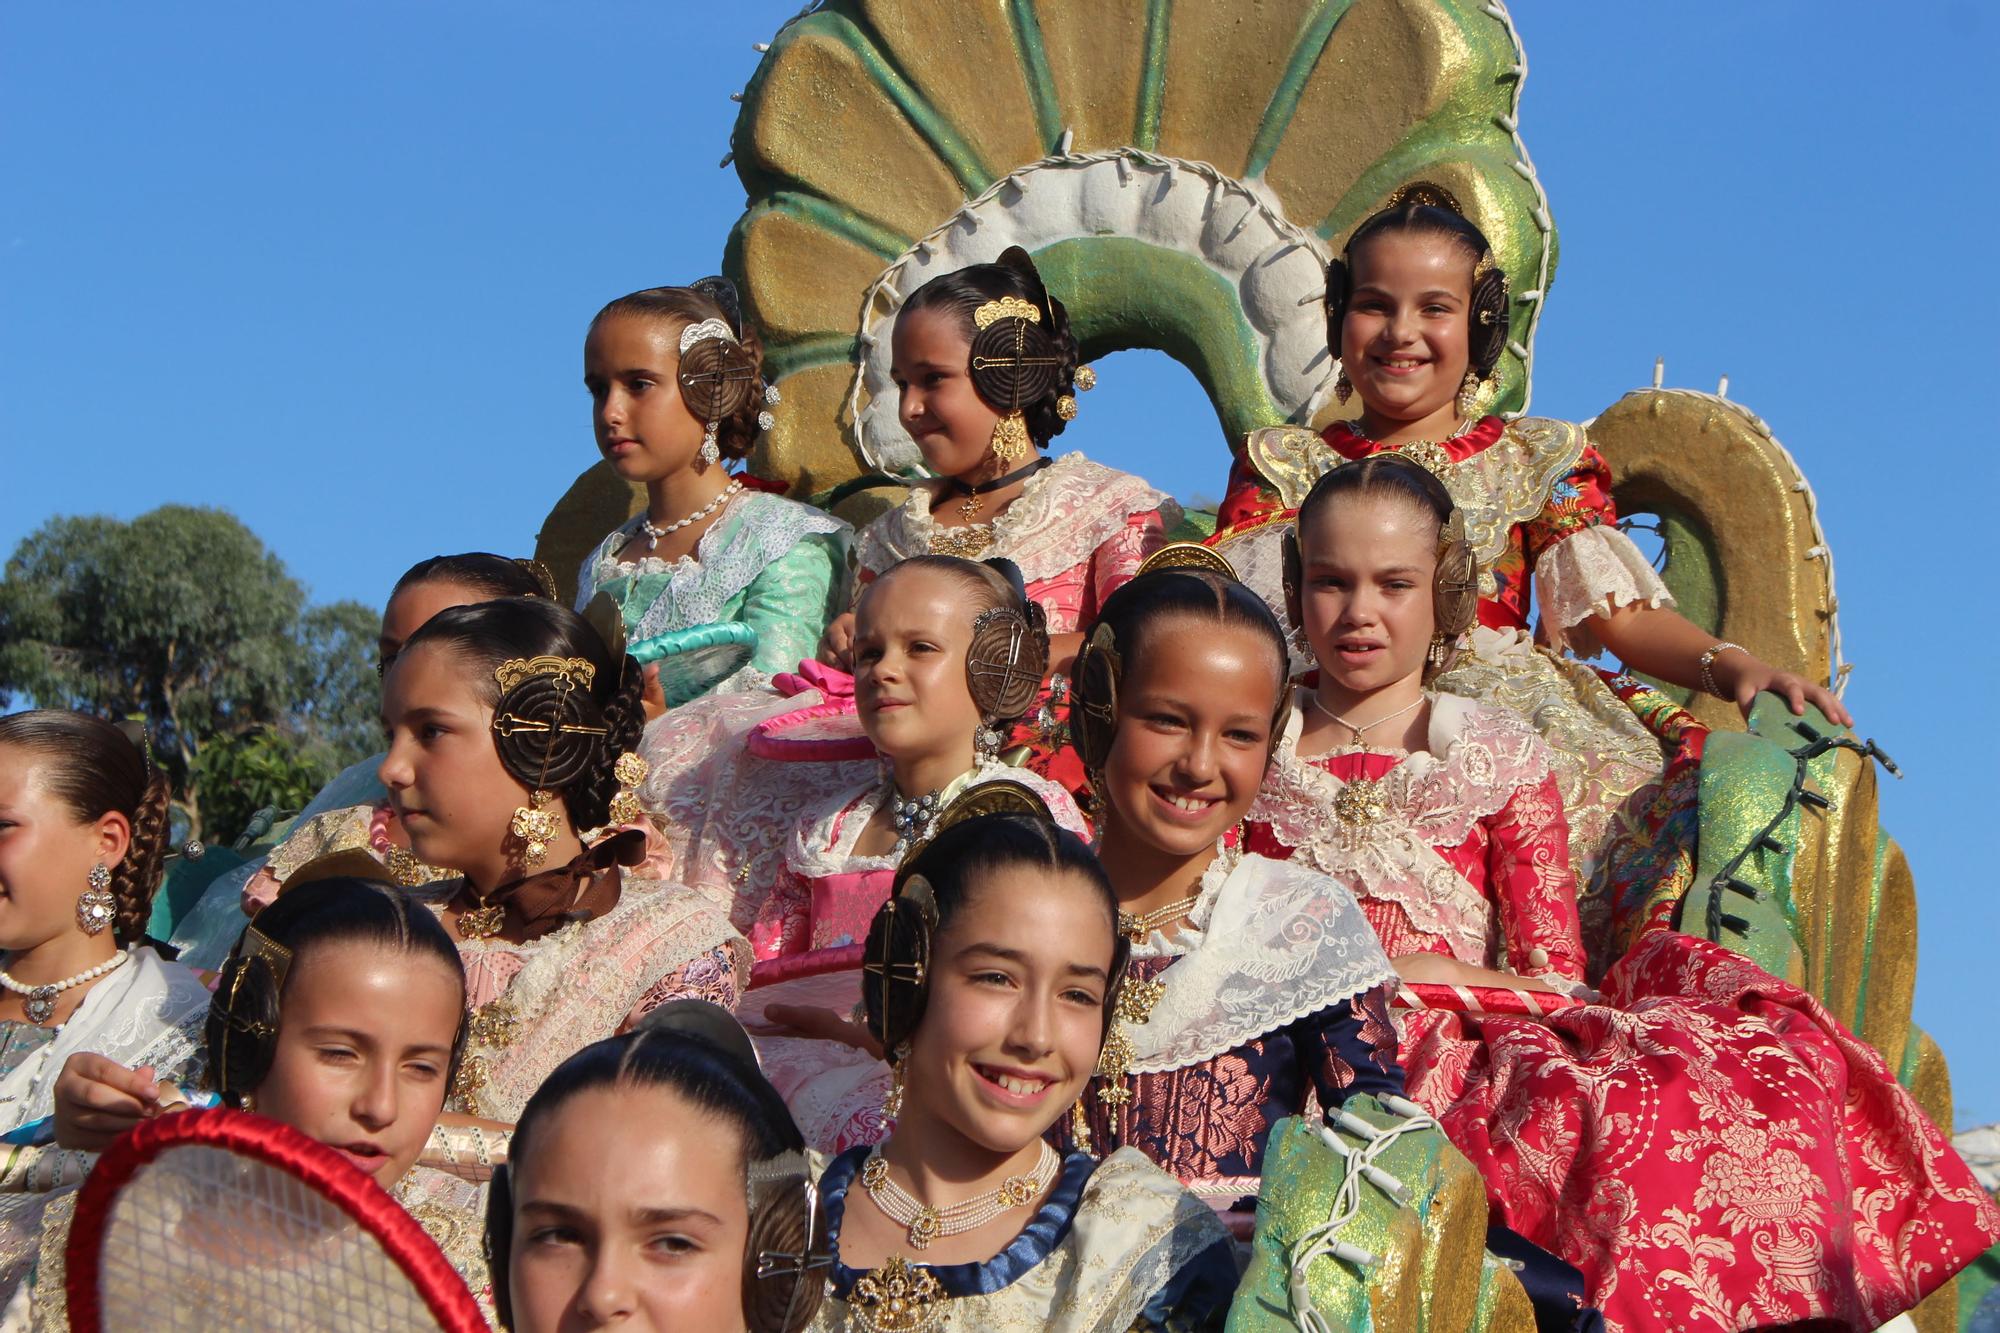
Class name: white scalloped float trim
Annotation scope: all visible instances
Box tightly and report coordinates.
[846,146,1335,475]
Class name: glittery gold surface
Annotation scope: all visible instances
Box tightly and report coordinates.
[1228,1106,1531,1332]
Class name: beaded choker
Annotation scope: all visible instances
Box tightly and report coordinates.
[859,1140,1060,1250]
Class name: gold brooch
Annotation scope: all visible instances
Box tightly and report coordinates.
[1094,974,1166,1110]
[851,1256,946,1333]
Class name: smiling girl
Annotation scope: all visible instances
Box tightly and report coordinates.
[1248,457,1999,1331]
[1219,184,1848,933]
[818,249,1178,792]
[1054,552,1404,1229]
[487,1001,825,1333]
[809,792,1235,1332]
[21,877,493,1325]
[378,596,748,1124]
[574,281,849,693]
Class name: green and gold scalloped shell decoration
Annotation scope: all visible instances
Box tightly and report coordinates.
[723,0,1559,496]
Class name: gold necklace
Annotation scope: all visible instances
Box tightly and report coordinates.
[1308,693,1426,752]
[859,1141,1060,1250]
[1343,416,1472,475]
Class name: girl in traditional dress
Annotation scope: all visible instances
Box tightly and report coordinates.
[1248,457,1998,1331]
[1052,551,1404,1225]
[23,877,495,1326]
[0,712,211,1136]
[485,1001,826,1333]
[646,556,1083,1150]
[1218,186,1848,928]
[817,248,1179,790]
[172,551,555,968]
[573,280,849,694]
[810,792,1236,1332]
[377,596,749,1123]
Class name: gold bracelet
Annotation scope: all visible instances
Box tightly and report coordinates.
[1698,641,1745,698]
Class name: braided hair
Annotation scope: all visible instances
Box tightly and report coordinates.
[590,280,767,462]
[1324,183,1511,381]
[397,597,645,830]
[898,247,1081,450]
[0,710,171,947]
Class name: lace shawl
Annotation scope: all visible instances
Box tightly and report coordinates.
[1533,523,1675,657]
[0,949,208,1135]
[1121,850,1395,1075]
[443,879,748,1122]
[1251,692,1551,967]
[855,453,1179,587]
[575,491,851,644]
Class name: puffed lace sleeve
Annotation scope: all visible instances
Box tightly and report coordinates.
[1484,772,1590,987]
[737,528,849,676]
[1526,444,1674,657]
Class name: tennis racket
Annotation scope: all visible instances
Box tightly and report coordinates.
[66,1108,486,1333]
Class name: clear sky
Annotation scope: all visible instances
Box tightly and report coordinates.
[4,3,1994,1120]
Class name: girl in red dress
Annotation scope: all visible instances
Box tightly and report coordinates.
[1248,456,1998,1332]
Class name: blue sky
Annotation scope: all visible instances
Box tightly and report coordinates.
[4,3,1994,1121]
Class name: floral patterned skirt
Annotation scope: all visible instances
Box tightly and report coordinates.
[1398,931,1999,1332]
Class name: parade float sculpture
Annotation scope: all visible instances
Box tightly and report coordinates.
[530,0,1994,1327]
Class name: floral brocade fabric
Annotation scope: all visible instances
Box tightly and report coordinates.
[1250,700,2000,1331]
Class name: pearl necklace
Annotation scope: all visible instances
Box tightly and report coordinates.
[638,480,743,552]
[1119,892,1203,945]
[0,950,128,1025]
[860,1140,1060,1249]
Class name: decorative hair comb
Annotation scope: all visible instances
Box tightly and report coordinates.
[972,295,1042,329]
[1136,542,1238,581]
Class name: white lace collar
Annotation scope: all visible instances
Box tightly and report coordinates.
[1123,851,1395,1074]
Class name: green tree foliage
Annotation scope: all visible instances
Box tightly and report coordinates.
[0,505,377,840]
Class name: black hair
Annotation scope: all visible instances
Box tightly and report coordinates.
[1324,190,1510,380]
[899,253,1080,450]
[395,597,644,831]
[488,1010,824,1333]
[1069,568,1292,779]
[1295,451,1454,536]
[589,281,767,463]
[0,710,170,947]
[206,876,468,1105]
[392,554,553,603]
[862,812,1124,1058]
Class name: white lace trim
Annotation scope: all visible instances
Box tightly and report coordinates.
[790,760,1090,880]
[1124,851,1394,1074]
[857,452,1177,586]
[575,491,849,641]
[1251,692,1551,966]
[1534,523,1675,658]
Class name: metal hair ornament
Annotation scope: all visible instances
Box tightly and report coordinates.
[215,925,292,1093]
[971,295,1041,329]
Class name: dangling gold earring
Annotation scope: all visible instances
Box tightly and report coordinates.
[76,864,115,936]
[607,751,649,827]
[1456,369,1485,420]
[989,411,1031,463]
[508,791,559,869]
[1069,1094,1094,1155]
[240,1092,257,1114]
[882,1062,906,1121]
[1334,367,1354,405]
[1427,633,1450,668]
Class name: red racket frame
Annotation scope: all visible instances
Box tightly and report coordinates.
[67,1107,487,1333]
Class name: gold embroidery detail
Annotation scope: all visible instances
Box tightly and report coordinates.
[850,1256,947,1333]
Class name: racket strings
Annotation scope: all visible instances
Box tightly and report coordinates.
[95,1145,441,1331]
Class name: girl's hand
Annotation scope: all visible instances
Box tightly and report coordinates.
[1392,953,1560,994]
[817,612,857,669]
[1711,650,1854,727]
[640,662,667,720]
[54,1055,171,1151]
[750,1003,884,1059]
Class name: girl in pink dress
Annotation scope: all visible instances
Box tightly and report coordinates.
[817,248,1178,796]
[1248,455,1997,1332]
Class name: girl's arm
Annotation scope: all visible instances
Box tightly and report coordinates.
[1529,445,1851,725]
[1308,983,1406,1110]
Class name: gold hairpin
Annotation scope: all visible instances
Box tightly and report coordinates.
[972,295,1042,330]
[493,656,597,693]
